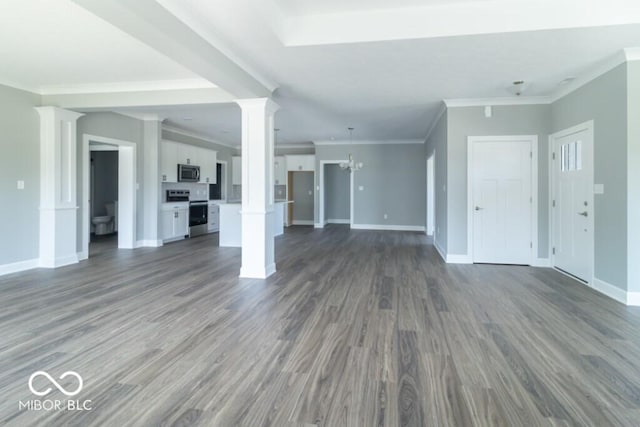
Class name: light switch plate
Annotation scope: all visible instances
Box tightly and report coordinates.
[358,186,364,191]
[594,184,604,194]
[17,180,24,190]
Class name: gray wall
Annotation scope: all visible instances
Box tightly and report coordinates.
[315,144,426,227]
[292,171,314,222]
[91,151,118,216]
[425,110,448,253]
[446,105,551,257]
[77,112,145,248]
[551,64,628,290]
[324,164,350,221]
[162,129,236,201]
[628,60,640,292]
[0,84,41,265]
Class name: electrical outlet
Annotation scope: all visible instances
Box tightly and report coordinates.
[383,214,388,220]
[17,180,24,190]
[358,186,364,191]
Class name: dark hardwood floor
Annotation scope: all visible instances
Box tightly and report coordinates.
[1,225,640,426]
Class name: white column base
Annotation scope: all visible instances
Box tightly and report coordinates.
[39,207,79,269]
[240,210,276,279]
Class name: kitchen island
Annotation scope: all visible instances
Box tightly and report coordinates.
[218,201,289,247]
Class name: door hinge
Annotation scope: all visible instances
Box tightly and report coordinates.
[552,152,556,160]
[552,247,556,255]
[530,242,533,248]
[530,151,533,159]
[552,200,556,207]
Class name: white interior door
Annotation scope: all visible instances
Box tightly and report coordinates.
[551,126,593,282]
[471,139,532,264]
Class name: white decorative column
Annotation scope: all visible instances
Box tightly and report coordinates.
[35,107,84,268]
[235,98,279,278]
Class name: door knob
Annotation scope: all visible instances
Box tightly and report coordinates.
[578,211,588,217]
[475,206,483,211]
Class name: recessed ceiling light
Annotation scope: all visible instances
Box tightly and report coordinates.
[506,80,529,96]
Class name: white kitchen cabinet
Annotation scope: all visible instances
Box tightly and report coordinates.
[232,156,242,185]
[177,144,200,166]
[208,203,220,232]
[161,205,189,242]
[286,155,315,172]
[160,141,179,183]
[274,156,286,185]
[200,150,217,184]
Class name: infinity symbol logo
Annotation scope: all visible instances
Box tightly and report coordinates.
[28,371,83,397]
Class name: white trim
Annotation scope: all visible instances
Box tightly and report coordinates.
[136,240,163,248]
[291,220,314,225]
[424,103,447,142]
[82,134,137,258]
[467,135,538,265]
[625,47,640,62]
[350,224,425,232]
[314,223,323,228]
[240,262,276,279]
[162,125,237,149]
[434,239,447,262]
[319,160,353,228]
[47,254,80,268]
[275,143,315,150]
[445,254,473,264]
[326,219,350,224]
[90,143,119,152]
[591,278,628,305]
[627,292,640,307]
[549,120,595,285]
[39,78,217,95]
[313,139,423,146]
[531,258,551,267]
[0,258,39,276]
[444,96,552,107]
[78,251,88,261]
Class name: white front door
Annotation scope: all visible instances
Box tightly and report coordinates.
[551,125,593,282]
[471,138,532,264]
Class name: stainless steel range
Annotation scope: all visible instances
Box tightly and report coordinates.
[189,200,208,237]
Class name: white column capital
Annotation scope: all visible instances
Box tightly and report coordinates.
[35,106,84,121]
[234,97,280,114]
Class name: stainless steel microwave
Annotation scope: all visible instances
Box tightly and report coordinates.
[178,164,200,182]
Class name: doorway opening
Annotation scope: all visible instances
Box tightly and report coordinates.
[319,161,353,227]
[288,170,315,226]
[426,153,435,236]
[89,145,119,252]
[209,161,227,201]
[81,134,137,259]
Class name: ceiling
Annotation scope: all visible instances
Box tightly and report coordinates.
[1,0,639,147]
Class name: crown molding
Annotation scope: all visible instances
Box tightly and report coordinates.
[0,79,40,95]
[114,111,166,122]
[313,139,424,146]
[275,143,315,149]
[625,47,640,62]
[444,96,552,108]
[424,102,447,142]
[162,125,238,149]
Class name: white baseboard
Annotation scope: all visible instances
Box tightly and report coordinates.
[327,219,350,224]
[78,251,88,261]
[434,239,447,262]
[351,224,426,232]
[291,220,314,225]
[314,223,323,228]
[240,262,276,279]
[531,257,551,267]
[136,240,163,248]
[40,254,79,269]
[591,277,628,305]
[446,254,473,264]
[0,258,39,276]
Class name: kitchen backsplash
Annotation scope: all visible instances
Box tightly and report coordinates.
[162,182,209,202]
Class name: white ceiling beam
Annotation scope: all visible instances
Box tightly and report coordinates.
[70,0,274,98]
[41,87,234,110]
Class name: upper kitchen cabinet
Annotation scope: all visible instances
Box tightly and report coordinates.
[160,141,179,183]
[274,156,286,185]
[160,140,217,183]
[232,156,242,185]
[286,155,315,172]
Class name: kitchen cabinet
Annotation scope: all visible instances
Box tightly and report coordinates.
[274,156,286,185]
[160,140,217,183]
[161,205,189,242]
[200,149,217,184]
[286,155,315,172]
[160,141,179,183]
[208,203,220,232]
[232,156,242,185]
